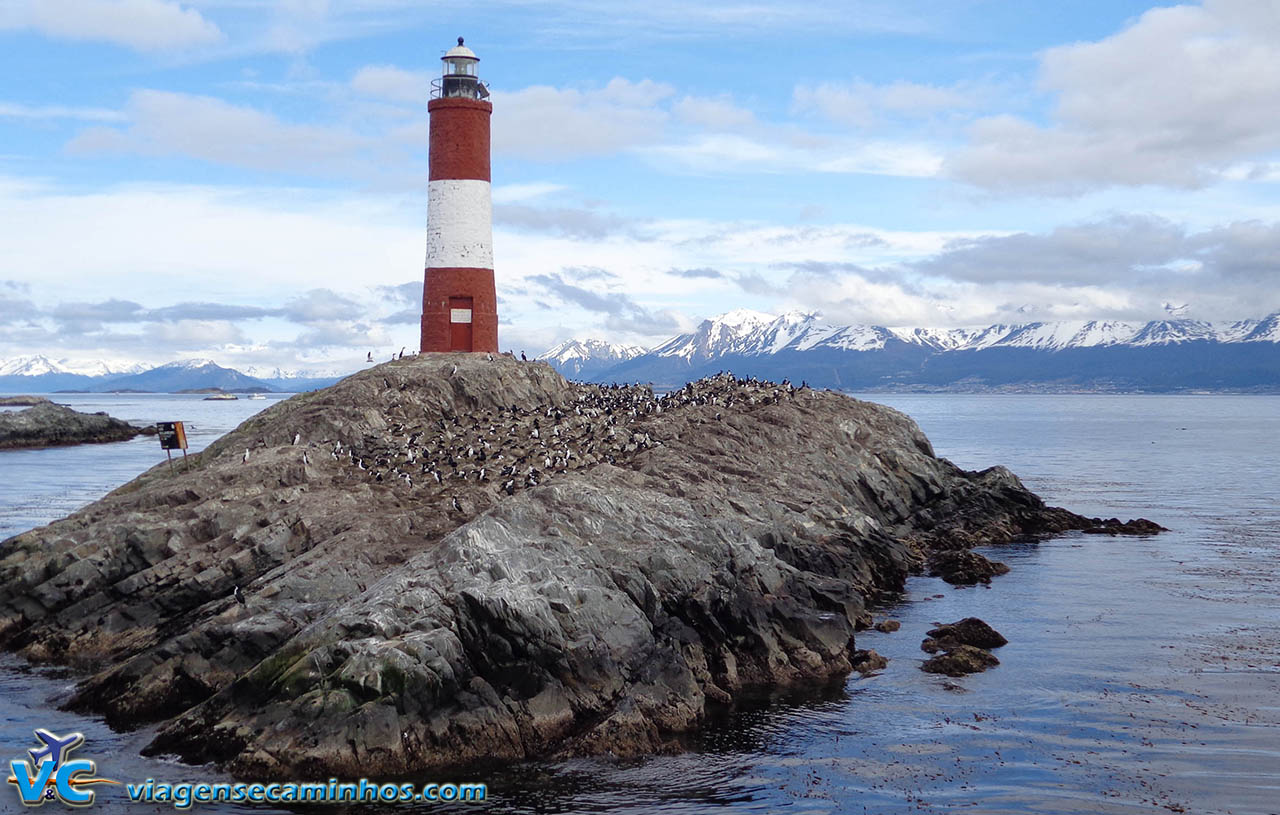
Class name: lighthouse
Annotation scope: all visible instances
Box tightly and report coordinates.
[420,37,497,354]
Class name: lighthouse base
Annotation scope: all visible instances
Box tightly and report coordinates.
[420,267,498,353]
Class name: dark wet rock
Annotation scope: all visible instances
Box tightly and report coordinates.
[874,619,900,633]
[920,645,1000,677]
[925,618,1008,650]
[926,549,1010,585]
[0,402,150,449]
[851,649,888,674]
[1082,517,1168,535]
[0,355,1131,778]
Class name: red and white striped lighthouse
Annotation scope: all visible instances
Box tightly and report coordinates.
[420,37,497,353]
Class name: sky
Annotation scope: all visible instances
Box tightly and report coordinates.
[2,0,1280,373]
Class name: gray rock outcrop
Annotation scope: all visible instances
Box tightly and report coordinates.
[0,356,1142,778]
[920,645,1000,677]
[0,402,149,449]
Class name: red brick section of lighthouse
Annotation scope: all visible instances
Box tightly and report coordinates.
[420,94,498,353]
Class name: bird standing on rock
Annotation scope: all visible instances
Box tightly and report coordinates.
[233,586,246,606]
[242,449,250,464]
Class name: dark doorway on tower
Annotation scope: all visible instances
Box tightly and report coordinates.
[449,296,474,351]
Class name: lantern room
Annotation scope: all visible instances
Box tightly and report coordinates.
[434,37,489,100]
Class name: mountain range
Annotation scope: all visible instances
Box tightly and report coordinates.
[539,310,1280,392]
[0,356,346,394]
[7,308,1280,395]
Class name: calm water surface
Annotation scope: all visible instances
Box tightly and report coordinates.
[1,393,1277,814]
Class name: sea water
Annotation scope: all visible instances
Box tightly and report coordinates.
[1,393,1277,814]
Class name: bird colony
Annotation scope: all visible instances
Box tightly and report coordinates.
[287,371,806,516]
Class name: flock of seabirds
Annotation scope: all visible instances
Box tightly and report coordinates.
[252,352,810,512]
[227,355,810,606]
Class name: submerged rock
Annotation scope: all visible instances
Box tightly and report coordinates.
[0,356,1133,778]
[921,645,1000,677]
[1082,517,1168,535]
[925,618,1008,651]
[851,649,888,674]
[0,402,151,449]
[927,549,1011,585]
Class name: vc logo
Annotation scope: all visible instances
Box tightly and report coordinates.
[6,729,119,807]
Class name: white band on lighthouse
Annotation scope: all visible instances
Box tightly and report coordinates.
[425,179,493,269]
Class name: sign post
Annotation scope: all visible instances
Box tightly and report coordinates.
[156,421,189,473]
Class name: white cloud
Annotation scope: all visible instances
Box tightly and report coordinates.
[5,165,1278,367]
[491,78,674,159]
[949,1,1280,193]
[0,0,223,51]
[492,182,568,204]
[0,102,126,122]
[792,78,981,127]
[66,90,370,174]
[672,95,757,130]
[349,64,429,104]
[645,134,944,178]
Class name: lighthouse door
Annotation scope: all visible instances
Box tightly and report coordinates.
[448,296,474,351]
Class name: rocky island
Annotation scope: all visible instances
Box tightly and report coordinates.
[0,356,1160,779]
[0,400,153,449]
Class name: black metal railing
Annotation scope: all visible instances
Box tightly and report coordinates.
[430,76,489,100]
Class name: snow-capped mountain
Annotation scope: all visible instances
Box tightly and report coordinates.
[541,310,1280,391]
[0,355,147,377]
[241,364,354,380]
[0,356,345,393]
[539,339,644,379]
[84,360,275,393]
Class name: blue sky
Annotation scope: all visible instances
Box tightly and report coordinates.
[2,0,1280,372]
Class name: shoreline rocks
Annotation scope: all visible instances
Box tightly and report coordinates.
[921,645,1000,677]
[920,618,1007,677]
[0,402,153,449]
[0,356,1162,778]
[927,549,1011,585]
[1082,517,1168,535]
